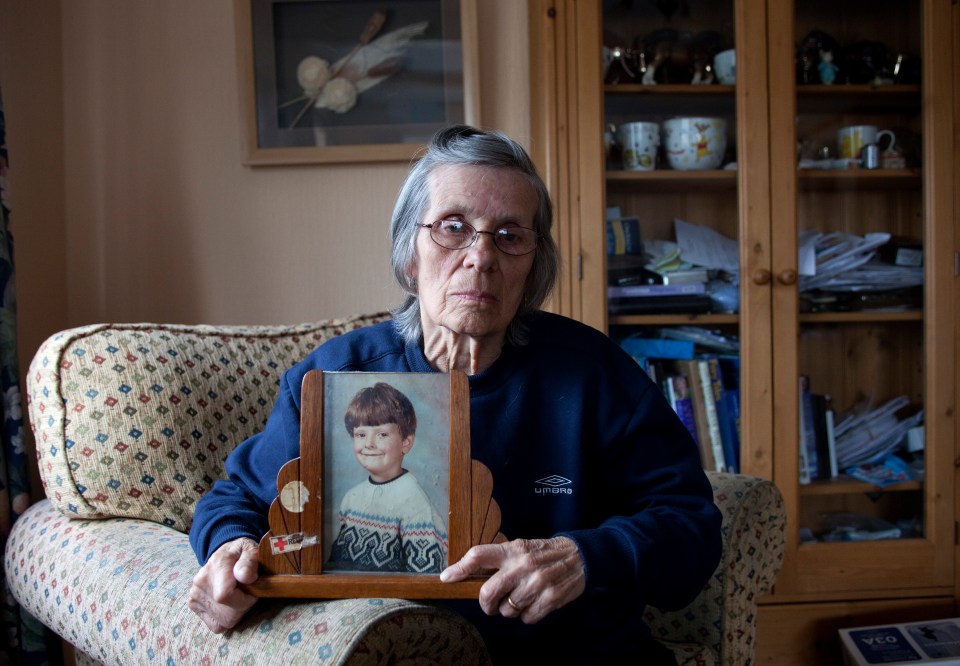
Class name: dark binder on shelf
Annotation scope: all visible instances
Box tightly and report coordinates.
[608,295,713,316]
[799,375,819,483]
[811,393,833,479]
[608,260,664,287]
[717,356,742,471]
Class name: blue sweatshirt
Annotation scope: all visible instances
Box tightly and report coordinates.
[190,311,722,660]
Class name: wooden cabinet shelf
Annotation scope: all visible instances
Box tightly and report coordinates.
[798,169,922,190]
[608,83,920,97]
[604,84,735,95]
[530,0,955,660]
[609,313,739,326]
[610,311,921,327]
[798,311,922,323]
[606,169,736,186]
[798,84,921,95]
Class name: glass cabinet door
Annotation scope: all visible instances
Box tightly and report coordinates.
[598,0,774,482]
[768,0,955,596]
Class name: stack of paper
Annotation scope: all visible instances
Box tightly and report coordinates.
[832,396,924,469]
[799,231,924,293]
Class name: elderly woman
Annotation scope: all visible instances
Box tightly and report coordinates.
[188,125,721,663]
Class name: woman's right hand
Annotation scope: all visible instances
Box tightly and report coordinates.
[188,537,260,633]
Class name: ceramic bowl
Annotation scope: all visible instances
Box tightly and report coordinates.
[662,117,727,170]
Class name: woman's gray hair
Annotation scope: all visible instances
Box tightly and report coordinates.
[390,125,561,346]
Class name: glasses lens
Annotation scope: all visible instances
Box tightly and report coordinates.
[432,219,474,250]
[493,227,538,255]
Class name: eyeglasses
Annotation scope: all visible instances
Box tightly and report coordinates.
[418,220,539,256]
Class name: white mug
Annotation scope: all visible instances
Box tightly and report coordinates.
[837,125,896,160]
[713,49,736,85]
[618,121,660,171]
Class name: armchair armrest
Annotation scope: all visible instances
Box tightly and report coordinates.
[644,472,786,666]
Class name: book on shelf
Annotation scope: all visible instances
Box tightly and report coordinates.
[798,428,811,485]
[624,344,741,474]
[619,335,696,362]
[717,356,742,473]
[798,375,820,484]
[811,393,835,480]
[666,373,699,448]
[684,360,716,472]
[608,283,706,299]
[696,359,728,473]
[651,267,709,286]
[824,406,839,478]
[677,359,725,473]
[797,378,842,483]
[630,356,677,392]
[608,254,661,286]
[606,258,711,288]
[707,357,740,474]
[606,216,644,255]
[609,267,665,286]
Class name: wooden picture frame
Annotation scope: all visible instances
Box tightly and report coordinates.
[247,369,504,599]
[234,0,480,166]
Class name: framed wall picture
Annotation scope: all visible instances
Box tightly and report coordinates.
[248,369,504,599]
[234,0,480,166]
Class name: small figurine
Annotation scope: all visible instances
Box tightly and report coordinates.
[690,58,714,85]
[818,49,838,85]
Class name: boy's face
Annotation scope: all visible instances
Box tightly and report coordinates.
[352,423,413,483]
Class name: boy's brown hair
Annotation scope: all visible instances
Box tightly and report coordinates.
[344,382,417,439]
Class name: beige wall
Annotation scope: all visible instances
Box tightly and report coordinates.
[0,0,531,374]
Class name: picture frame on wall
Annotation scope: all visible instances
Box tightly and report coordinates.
[248,370,503,599]
[234,0,480,166]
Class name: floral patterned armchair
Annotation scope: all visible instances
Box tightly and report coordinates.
[5,314,785,665]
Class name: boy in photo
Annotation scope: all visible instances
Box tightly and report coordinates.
[327,382,448,573]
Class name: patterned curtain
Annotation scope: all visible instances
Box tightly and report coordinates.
[0,85,57,664]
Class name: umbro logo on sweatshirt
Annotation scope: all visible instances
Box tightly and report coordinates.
[534,475,573,495]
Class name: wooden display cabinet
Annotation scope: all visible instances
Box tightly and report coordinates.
[529,0,956,663]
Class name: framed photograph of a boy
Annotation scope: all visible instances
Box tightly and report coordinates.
[248,369,500,599]
[322,372,450,574]
[234,0,480,166]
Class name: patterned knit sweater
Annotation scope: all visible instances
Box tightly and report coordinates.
[326,471,448,573]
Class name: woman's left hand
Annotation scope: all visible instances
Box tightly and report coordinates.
[440,536,586,624]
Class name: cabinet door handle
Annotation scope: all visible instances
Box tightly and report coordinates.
[752,269,771,285]
[777,269,798,285]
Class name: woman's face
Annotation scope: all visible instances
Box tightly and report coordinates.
[411,164,538,342]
